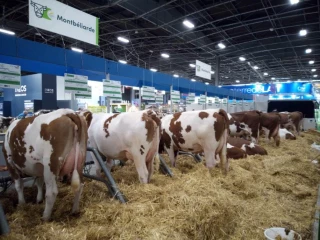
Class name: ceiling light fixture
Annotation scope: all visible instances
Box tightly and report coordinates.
[309,60,315,64]
[117,36,129,43]
[236,80,240,83]
[306,48,312,54]
[0,28,15,35]
[271,77,275,80]
[299,29,307,36]
[173,74,179,78]
[218,85,222,88]
[253,66,259,70]
[191,79,196,82]
[263,72,268,76]
[150,68,157,72]
[314,75,318,77]
[183,20,195,29]
[189,63,195,68]
[71,47,83,53]
[118,60,127,64]
[290,0,299,4]
[205,82,209,85]
[239,57,246,61]
[161,53,170,58]
[218,43,226,49]
[210,71,215,74]
[311,69,317,72]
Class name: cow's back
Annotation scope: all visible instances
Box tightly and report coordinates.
[161,109,228,151]
[88,111,160,160]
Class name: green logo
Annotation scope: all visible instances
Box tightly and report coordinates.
[196,65,200,71]
[30,1,54,20]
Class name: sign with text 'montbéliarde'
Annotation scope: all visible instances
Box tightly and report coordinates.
[0,63,21,89]
[29,0,99,46]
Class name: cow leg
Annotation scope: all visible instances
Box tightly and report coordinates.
[134,159,149,184]
[146,156,155,183]
[42,167,58,221]
[203,149,216,169]
[219,143,228,174]
[165,147,177,167]
[72,183,84,214]
[36,177,44,204]
[14,178,25,205]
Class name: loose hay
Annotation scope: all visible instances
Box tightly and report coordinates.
[2,131,320,240]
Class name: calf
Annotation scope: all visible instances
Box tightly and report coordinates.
[160,109,229,173]
[85,110,161,183]
[279,128,296,140]
[227,137,268,156]
[227,143,247,159]
[3,109,88,221]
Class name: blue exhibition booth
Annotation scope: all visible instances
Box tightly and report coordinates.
[0,33,252,117]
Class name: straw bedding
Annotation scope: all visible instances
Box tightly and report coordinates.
[1,131,320,240]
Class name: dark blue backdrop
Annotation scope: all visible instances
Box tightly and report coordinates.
[0,33,252,100]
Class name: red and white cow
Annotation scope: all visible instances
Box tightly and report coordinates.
[3,109,88,221]
[228,111,261,143]
[160,109,229,173]
[259,112,281,146]
[280,111,303,135]
[227,137,268,155]
[279,128,296,140]
[226,143,247,159]
[85,110,161,184]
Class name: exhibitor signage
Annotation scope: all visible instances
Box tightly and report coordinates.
[195,60,211,80]
[29,0,99,46]
[0,63,21,89]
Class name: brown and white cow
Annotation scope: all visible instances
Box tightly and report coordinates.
[279,128,296,140]
[228,111,261,143]
[227,137,268,156]
[280,111,303,135]
[226,143,247,159]
[85,110,161,184]
[3,109,88,221]
[259,112,281,146]
[160,109,229,173]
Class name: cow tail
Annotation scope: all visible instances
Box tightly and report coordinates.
[219,109,230,132]
[67,113,88,193]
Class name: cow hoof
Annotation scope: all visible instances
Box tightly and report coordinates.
[36,200,44,204]
[41,216,51,222]
[71,211,81,218]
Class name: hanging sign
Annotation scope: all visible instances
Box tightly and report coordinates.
[64,73,88,95]
[171,90,180,103]
[198,94,206,105]
[0,63,21,89]
[29,0,99,45]
[155,92,163,104]
[186,93,195,104]
[75,86,92,99]
[196,60,211,80]
[141,86,155,101]
[103,80,122,100]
